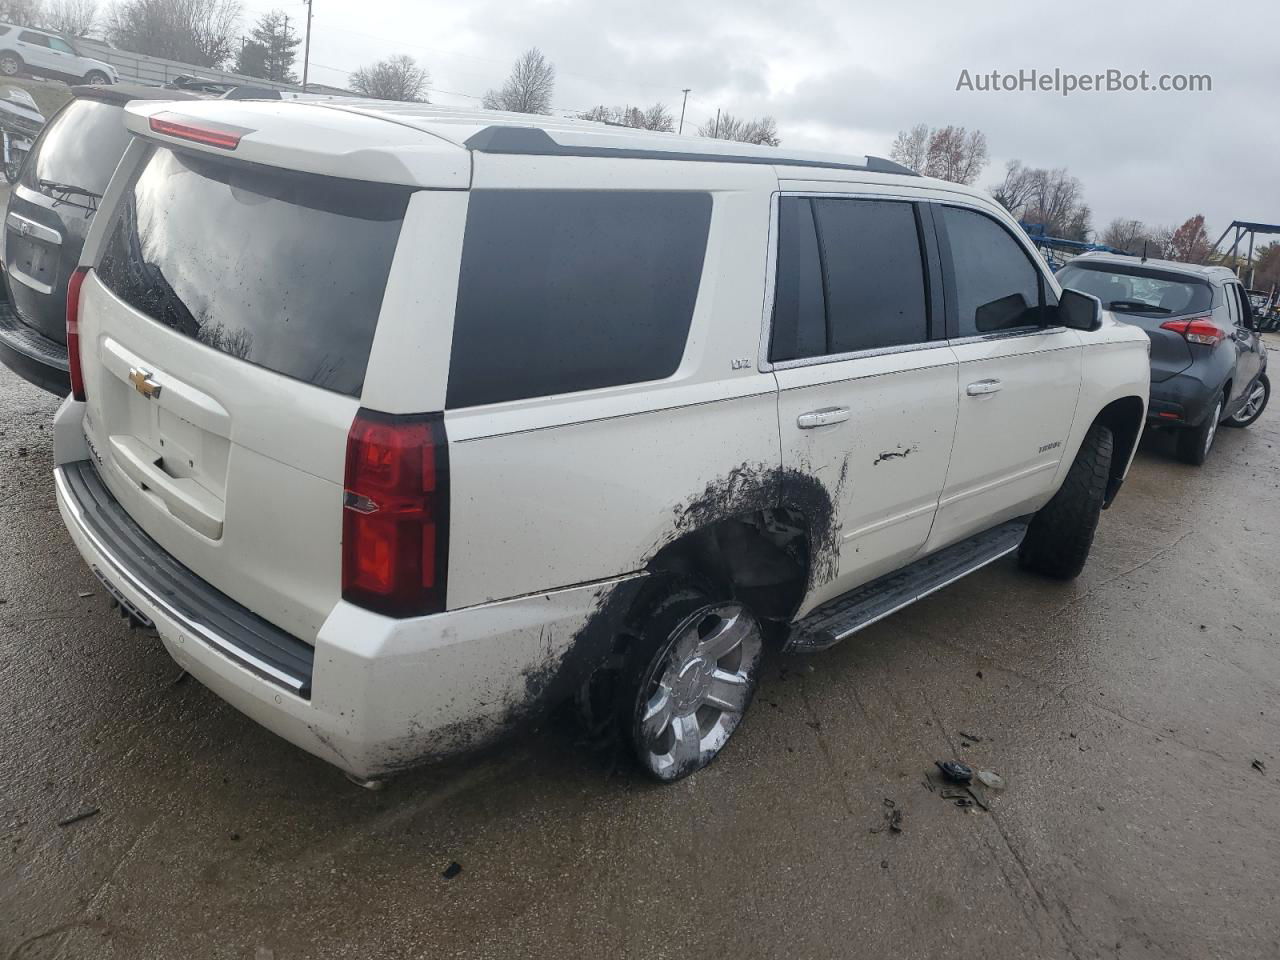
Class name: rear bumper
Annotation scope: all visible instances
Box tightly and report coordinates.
[1147,369,1223,427]
[0,300,69,395]
[54,455,641,779]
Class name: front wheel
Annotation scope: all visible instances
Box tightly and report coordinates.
[84,69,109,84]
[624,590,764,782]
[1018,422,1113,580]
[1176,395,1222,466]
[1224,373,1268,428]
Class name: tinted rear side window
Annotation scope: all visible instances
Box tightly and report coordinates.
[814,198,928,354]
[98,147,410,397]
[21,99,131,199]
[447,190,712,408]
[941,206,1044,336]
[770,197,929,361]
[769,197,826,362]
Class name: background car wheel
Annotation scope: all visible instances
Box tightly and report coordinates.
[2,159,20,183]
[84,70,109,84]
[1176,395,1222,466]
[1224,374,1268,428]
[0,53,22,76]
[624,588,764,782]
[1018,422,1113,580]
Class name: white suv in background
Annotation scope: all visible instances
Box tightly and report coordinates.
[52,102,1150,784]
[0,23,117,84]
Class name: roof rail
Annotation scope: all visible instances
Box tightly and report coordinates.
[463,125,919,176]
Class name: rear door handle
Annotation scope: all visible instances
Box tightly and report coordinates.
[797,406,851,429]
[966,379,1003,396]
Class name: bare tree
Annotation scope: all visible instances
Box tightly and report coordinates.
[580,103,673,132]
[990,161,1090,239]
[0,0,44,26]
[698,112,780,146]
[923,126,987,184]
[483,47,555,114]
[1101,218,1147,253]
[889,123,929,173]
[107,0,242,69]
[43,0,97,35]
[349,54,429,102]
[990,160,1038,216]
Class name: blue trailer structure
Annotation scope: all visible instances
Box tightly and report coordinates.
[1019,222,1130,271]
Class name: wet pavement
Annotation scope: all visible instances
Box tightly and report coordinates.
[2,358,1278,960]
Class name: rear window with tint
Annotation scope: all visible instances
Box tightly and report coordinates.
[98,147,410,397]
[446,190,712,408]
[21,99,132,200]
[1056,261,1212,317]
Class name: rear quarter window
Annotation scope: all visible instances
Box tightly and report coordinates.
[446,190,712,408]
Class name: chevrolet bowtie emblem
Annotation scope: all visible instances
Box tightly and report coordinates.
[128,367,162,399]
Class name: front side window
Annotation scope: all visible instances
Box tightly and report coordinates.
[942,206,1045,336]
[98,147,410,397]
[447,189,712,408]
[48,37,74,54]
[769,196,929,361]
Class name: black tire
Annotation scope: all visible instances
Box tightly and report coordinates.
[621,586,764,783]
[1175,394,1222,466]
[0,53,22,77]
[1018,422,1113,580]
[2,159,19,184]
[84,69,109,84]
[1223,373,1268,429]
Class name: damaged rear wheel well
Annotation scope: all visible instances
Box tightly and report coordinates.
[645,509,812,630]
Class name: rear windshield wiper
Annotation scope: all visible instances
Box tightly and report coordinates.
[38,179,102,200]
[1107,300,1171,314]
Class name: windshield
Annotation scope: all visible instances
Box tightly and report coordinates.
[20,99,130,200]
[1057,261,1212,317]
[97,146,411,397]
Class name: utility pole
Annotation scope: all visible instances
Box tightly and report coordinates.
[678,88,690,135]
[301,0,313,93]
[712,108,720,139]
[280,14,289,83]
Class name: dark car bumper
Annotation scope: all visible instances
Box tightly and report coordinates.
[1148,371,1224,427]
[0,299,69,395]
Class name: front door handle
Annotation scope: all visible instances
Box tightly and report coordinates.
[797,406,851,429]
[966,379,1003,396]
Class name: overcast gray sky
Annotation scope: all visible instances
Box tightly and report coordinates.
[246,0,1279,239]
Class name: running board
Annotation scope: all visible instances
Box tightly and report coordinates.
[785,517,1031,653]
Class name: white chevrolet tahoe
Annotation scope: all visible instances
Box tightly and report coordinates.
[52,102,1150,784]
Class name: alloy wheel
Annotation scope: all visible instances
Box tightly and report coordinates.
[1231,382,1266,424]
[635,602,763,781]
[1204,399,1221,458]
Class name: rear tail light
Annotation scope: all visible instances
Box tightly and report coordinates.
[1160,315,1226,345]
[148,113,247,150]
[66,266,88,401]
[342,409,449,617]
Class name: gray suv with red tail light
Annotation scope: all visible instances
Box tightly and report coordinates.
[0,83,198,394]
[1058,254,1268,465]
